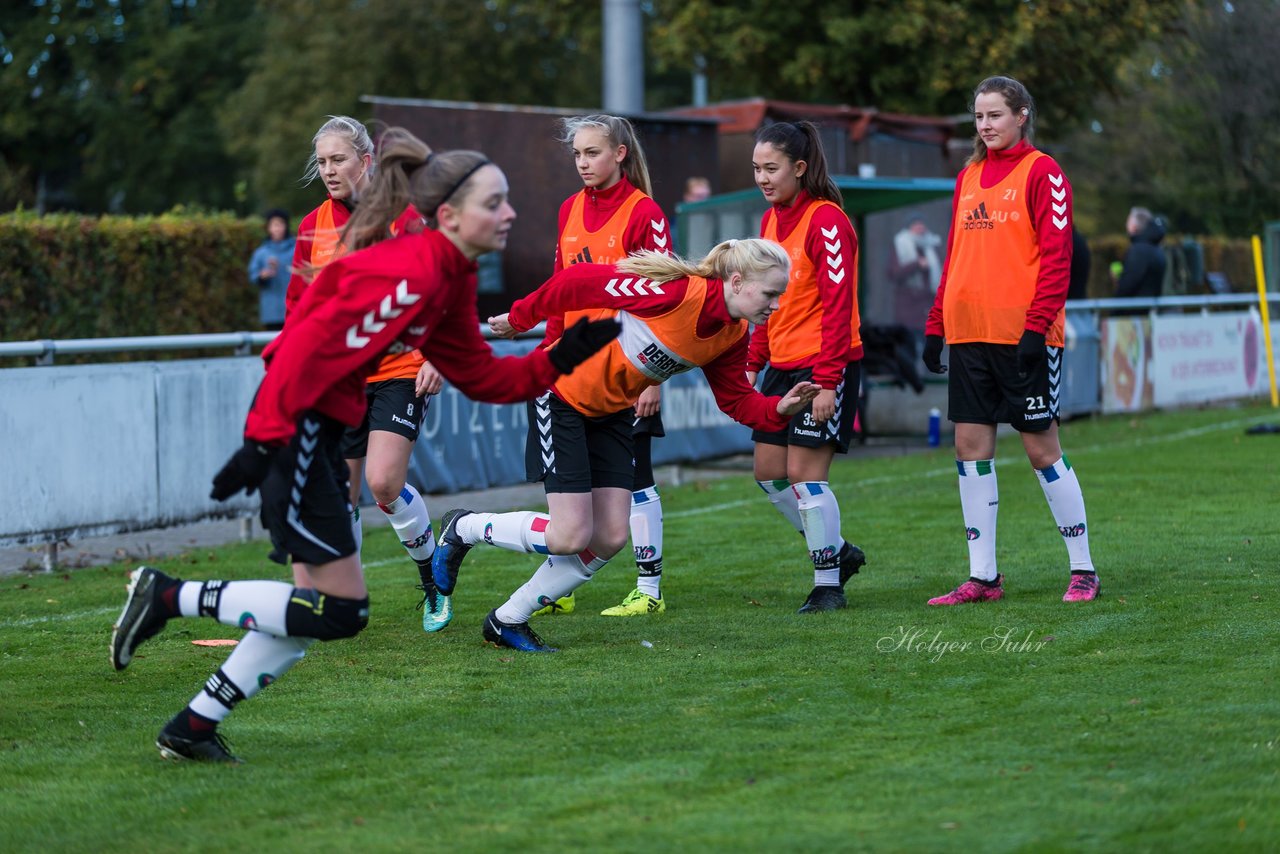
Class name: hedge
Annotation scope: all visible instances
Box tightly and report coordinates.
[0,210,262,345]
[0,211,1261,349]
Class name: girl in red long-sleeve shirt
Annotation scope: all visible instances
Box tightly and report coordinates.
[921,76,1099,606]
[109,128,619,761]
[541,114,674,619]
[286,116,449,634]
[430,239,821,652]
[748,120,867,615]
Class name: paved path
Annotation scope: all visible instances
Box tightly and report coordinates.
[2,441,930,576]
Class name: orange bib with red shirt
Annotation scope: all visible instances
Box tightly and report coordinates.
[553,276,745,418]
[559,188,646,268]
[762,199,861,364]
[942,151,1064,347]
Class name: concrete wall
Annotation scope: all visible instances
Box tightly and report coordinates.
[0,345,755,548]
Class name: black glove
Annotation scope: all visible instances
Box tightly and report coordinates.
[1016,329,1047,376]
[922,335,947,374]
[210,440,279,501]
[548,316,622,374]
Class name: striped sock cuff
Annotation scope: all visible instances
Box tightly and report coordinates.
[756,478,791,495]
[1036,456,1072,483]
[957,459,995,476]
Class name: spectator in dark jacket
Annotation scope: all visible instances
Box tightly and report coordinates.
[1068,226,1090,300]
[1114,207,1166,315]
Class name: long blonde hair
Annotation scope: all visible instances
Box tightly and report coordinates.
[616,238,790,284]
[560,114,653,196]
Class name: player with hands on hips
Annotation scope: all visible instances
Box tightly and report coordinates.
[110,127,618,762]
[922,75,1099,606]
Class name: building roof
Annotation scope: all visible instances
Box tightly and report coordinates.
[664,97,959,146]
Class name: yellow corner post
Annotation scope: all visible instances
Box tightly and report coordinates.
[1252,234,1278,407]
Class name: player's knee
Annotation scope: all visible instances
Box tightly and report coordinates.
[365,473,405,506]
[285,588,370,640]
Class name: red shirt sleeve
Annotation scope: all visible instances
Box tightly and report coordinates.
[1023,155,1073,335]
[246,238,560,445]
[804,205,860,387]
[925,172,966,339]
[246,254,433,445]
[507,264,689,332]
[421,273,560,403]
[284,208,319,324]
[623,198,672,256]
[747,209,775,373]
[701,335,790,432]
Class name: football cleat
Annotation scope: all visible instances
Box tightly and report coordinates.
[837,542,866,587]
[481,610,557,653]
[532,592,576,616]
[415,580,453,633]
[797,585,847,614]
[1062,571,1100,602]
[156,725,242,764]
[432,508,474,595]
[111,566,175,671]
[927,575,1005,606]
[600,588,665,617]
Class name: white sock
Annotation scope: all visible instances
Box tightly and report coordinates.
[177,579,293,635]
[187,631,313,723]
[458,511,550,554]
[1035,456,1095,573]
[631,486,663,598]
[351,505,363,554]
[496,550,608,624]
[757,478,804,535]
[378,485,434,564]
[794,481,846,587]
[957,459,999,581]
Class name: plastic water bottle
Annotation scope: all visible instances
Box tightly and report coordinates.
[928,407,941,447]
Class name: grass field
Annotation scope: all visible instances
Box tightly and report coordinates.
[2,403,1278,852]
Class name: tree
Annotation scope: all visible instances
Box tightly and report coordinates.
[219,0,604,216]
[0,0,261,214]
[1062,0,1280,236]
[648,0,1183,132]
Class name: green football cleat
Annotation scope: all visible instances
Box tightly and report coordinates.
[415,580,453,633]
[600,588,665,617]
[532,592,575,617]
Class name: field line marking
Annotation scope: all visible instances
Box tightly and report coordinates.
[667,413,1271,518]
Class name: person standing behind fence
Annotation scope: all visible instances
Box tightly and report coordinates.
[109,128,621,762]
[247,209,294,331]
[540,114,675,619]
[747,120,868,614]
[287,116,451,634]
[1113,206,1166,315]
[921,75,1100,606]
[888,212,944,350]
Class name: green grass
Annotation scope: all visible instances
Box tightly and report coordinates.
[2,404,1278,852]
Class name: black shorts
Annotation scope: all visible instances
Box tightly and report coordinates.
[632,411,665,438]
[340,378,427,459]
[751,362,860,454]
[525,393,635,494]
[259,412,357,566]
[948,342,1060,432]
